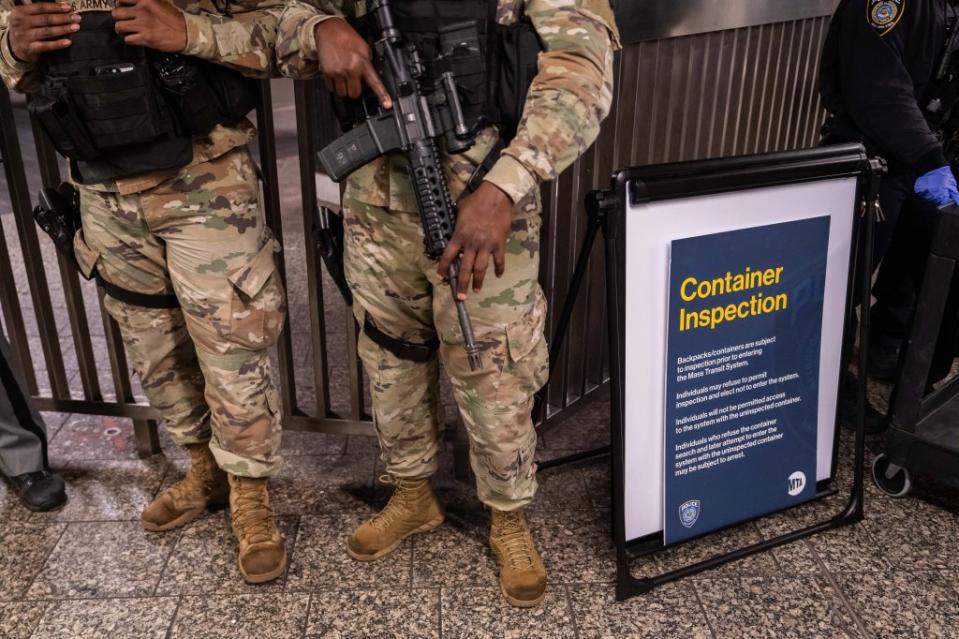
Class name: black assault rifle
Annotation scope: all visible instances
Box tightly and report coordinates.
[317,0,483,370]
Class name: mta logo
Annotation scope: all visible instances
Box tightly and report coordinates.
[787,471,807,496]
[679,499,701,528]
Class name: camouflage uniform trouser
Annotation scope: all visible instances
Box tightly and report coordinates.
[72,147,286,478]
[343,162,549,512]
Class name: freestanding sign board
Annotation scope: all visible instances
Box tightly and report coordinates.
[620,173,858,544]
[663,218,830,544]
[538,144,882,601]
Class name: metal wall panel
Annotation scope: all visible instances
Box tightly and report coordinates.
[538,17,833,420]
[616,0,839,43]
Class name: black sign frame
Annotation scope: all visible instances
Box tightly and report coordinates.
[538,144,882,601]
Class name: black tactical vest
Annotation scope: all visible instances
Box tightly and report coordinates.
[29,11,194,184]
[344,0,541,141]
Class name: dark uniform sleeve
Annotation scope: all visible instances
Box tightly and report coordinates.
[836,0,945,172]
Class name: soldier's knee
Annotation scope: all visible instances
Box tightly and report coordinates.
[443,297,549,411]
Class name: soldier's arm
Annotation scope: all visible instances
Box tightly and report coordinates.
[483,0,620,204]
[275,0,345,80]
[179,0,290,78]
[0,0,45,93]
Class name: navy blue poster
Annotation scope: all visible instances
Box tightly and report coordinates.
[664,217,830,545]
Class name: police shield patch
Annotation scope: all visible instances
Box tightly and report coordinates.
[869,0,904,36]
[679,499,701,529]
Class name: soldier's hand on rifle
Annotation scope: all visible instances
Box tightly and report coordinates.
[112,0,187,53]
[314,17,392,108]
[438,182,513,299]
[7,2,79,63]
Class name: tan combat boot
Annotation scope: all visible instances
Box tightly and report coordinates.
[347,477,444,561]
[141,443,229,532]
[490,509,547,608]
[228,474,288,584]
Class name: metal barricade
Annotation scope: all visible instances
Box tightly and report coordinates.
[0,15,833,454]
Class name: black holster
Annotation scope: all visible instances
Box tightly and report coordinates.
[313,206,353,306]
[33,183,180,309]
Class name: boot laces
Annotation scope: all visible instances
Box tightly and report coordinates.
[369,475,420,532]
[168,451,215,504]
[232,481,276,545]
[495,511,535,570]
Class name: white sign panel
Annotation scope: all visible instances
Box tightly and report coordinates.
[622,177,858,542]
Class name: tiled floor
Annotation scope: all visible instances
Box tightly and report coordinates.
[5,89,959,638]
[0,406,958,638]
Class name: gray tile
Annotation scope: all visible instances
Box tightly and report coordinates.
[579,459,611,510]
[540,402,610,451]
[767,490,850,529]
[39,411,72,432]
[806,521,891,573]
[31,597,178,639]
[0,478,33,525]
[344,435,381,454]
[305,589,440,638]
[531,510,616,584]
[270,454,378,516]
[27,521,176,598]
[170,593,310,639]
[412,513,497,587]
[696,576,862,639]
[33,458,167,522]
[651,522,779,581]
[527,462,593,515]
[286,514,411,590]
[280,429,348,456]
[833,570,959,639]
[569,582,712,639]
[0,521,66,599]
[865,499,959,571]
[48,414,142,461]
[754,512,824,576]
[157,514,298,595]
[441,586,576,639]
[0,599,50,639]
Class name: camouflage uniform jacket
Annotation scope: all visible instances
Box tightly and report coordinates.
[276,0,620,210]
[0,0,285,194]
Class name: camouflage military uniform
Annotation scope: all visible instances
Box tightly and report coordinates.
[277,0,619,509]
[0,0,288,478]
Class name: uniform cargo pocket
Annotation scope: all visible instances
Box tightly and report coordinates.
[72,230,101,280]
[504,292,549,391]
[227,238,287,350]
[67,66,164,149]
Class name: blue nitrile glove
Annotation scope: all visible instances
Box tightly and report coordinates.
[914,166,959,207]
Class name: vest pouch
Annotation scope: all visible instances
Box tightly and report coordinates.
[438,20,488,127]
[495,18,541,139]
[154,57,258,135]
[29,84,100,161]
[203,61,259,125]
[66,62,165,150]
[153,56,222,134]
